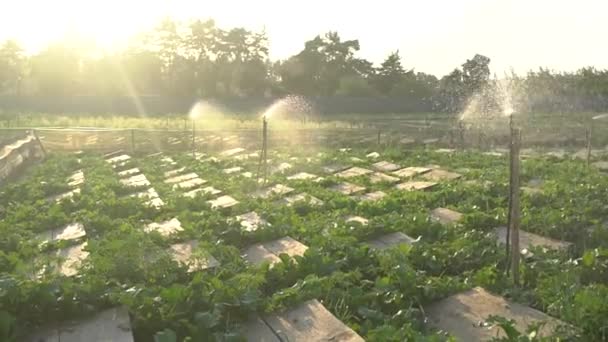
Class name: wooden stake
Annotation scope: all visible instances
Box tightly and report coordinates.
[509,128,521,286]
[32,129,47,159]
[192,121,196,159]
[586,127,592,167]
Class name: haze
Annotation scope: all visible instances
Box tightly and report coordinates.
[1,0,607,76]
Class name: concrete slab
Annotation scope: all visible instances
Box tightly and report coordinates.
[369,172,400,184]
[220,147,246,157]
[240,316,280,342]
[164,167,186,178]
[494,227,572,254]
[253,184,295,198]
[183,186,222,198]
[146,197,165,209]
[208,195,239,209]
[287,172,319,181]
[395,181,437,191]
[322,164,351,174]
[48,188,81,203]
[67,170,85,188]
[426,287,564,341]
[264,299,364,342]
[355,190,387,202]
[173,177,206,190]
[164,172,199,184]
[38,223,86,244]
[373,161,401,172]
[546,150,567,159]
[400,137,415,145]
[336,167,373,178]
[431,208,463,225]
[117,168,140,178]
[421,169,463,182]
[367,232,416,250]
[160,156,177,166]
[236,211,268,232]
[392,166,432,178]
[223,166,243,174]
[131,187,159,200]
[592,161,608,171]
[106,154,131,164]
[56,242,89,277]
[345,216,369,226]
[483,151,505,157]
[120,174,150,188]
[103,150,125,159]
[234,152,259,161]
[26,307,134,342]
[330,182,366,195]
[264,236,309,257]
[521,186,544,196]
[271,162,293,174]
[366,152,380,159]
[242,244,282,266]
[279,193,324,206]
[169,240,220,272]
[144,218,183,236]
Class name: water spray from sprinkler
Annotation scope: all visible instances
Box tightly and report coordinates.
[256,113,269,184]
[585,113,608,165]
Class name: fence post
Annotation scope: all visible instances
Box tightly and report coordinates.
[509,128,521,286]
[586,127,592,167]
[33,129,47,159]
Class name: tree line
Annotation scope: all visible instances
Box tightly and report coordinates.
[0,18,607,114]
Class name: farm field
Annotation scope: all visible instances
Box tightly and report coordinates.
[1,142,608,341]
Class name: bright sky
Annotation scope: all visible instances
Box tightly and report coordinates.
[1,0,607,77]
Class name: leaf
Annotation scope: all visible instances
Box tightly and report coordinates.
[582,250,595,267]
[154,328,177,342]
[195,311,220,329]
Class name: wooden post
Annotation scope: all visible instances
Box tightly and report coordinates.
[586,127,592,166]
[459,121,465,149]
[192,121,196,159]
[32,129,47,159]
[509,128,521,286]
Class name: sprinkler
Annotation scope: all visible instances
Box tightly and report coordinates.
[192,119,196,159]
[587,114,608,165]
[504,111,521,285]
[256,115,269,184]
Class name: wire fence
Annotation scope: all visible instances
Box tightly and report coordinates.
[1,117,608,154]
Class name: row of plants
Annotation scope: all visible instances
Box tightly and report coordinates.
[0,146,606,341]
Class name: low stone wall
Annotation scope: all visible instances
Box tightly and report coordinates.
[0,133,44,184]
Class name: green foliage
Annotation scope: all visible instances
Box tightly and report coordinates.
[1,147,608,341]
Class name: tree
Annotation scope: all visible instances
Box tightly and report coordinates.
[437,68,466,113]
[0,40,26,95]
[30,42,83,96]
[374,51,406,95]
[279,32,363,96]
[462,54,491,96]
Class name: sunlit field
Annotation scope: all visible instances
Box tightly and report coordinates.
[2,0,608,340]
